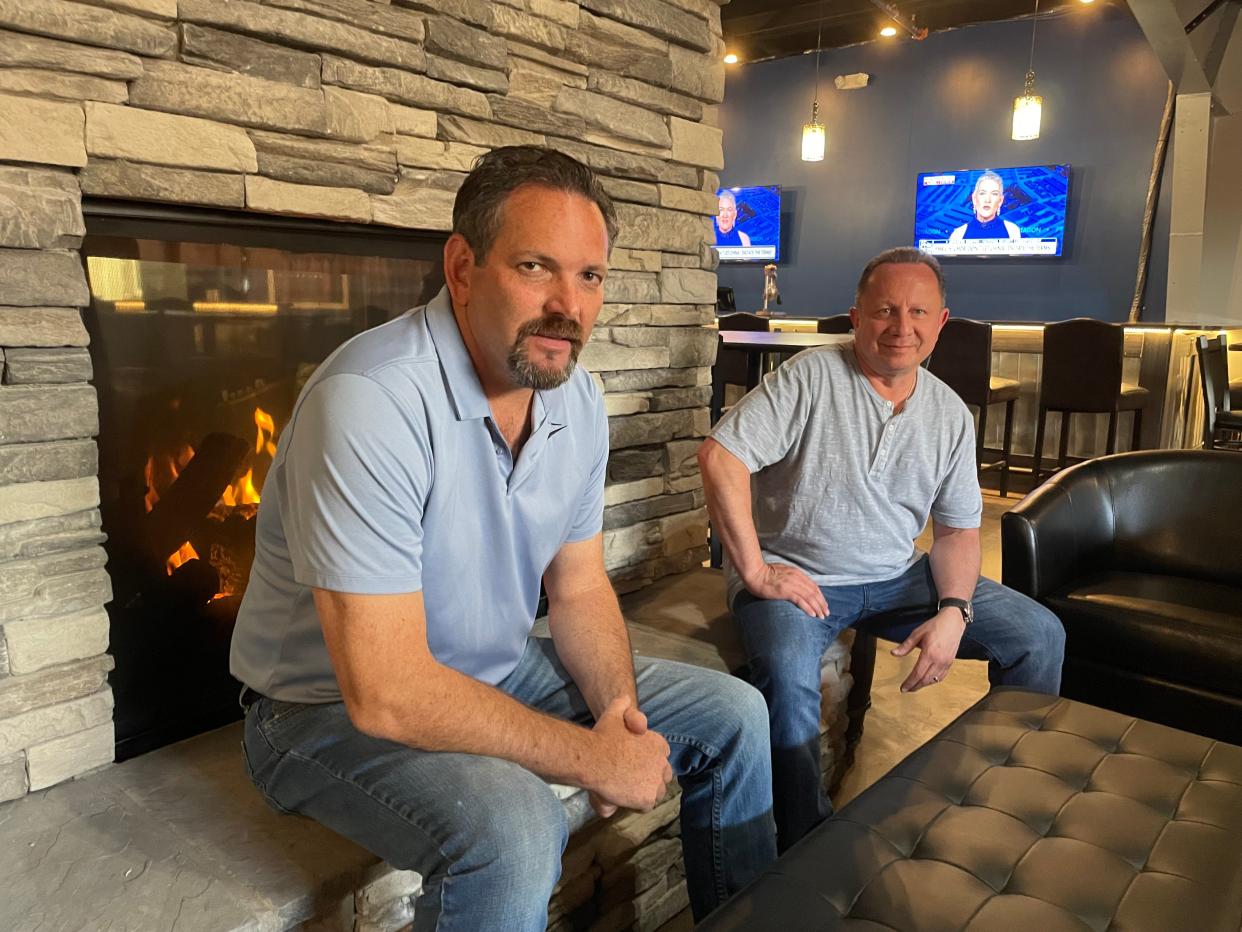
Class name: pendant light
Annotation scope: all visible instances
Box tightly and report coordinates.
[1012,0,1043,140]
[801,5,826,161]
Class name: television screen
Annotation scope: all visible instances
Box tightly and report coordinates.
[914,164,1069,258]
[714,185,780,262]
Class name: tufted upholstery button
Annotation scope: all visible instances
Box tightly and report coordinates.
[963,894,1094,931]
[699,689,1242,932]
[1086,754,1192,817]
[1048,793,1165,868]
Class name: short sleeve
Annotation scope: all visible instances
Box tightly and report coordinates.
[930,407,983,529]
[281,373,432,593]
[565,387,608,542]
[710,352,814,472]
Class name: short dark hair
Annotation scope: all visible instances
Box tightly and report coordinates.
[855,247,946,306]
[452,145,618,263]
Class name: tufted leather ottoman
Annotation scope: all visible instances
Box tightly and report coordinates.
[701,688,1242,931]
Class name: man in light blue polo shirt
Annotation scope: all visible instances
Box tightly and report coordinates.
[230,146,776,929]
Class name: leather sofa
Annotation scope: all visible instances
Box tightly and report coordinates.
[700,688,1242,931]
[1002,449,1242,744]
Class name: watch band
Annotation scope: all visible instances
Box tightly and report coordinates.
[938,597,973,624]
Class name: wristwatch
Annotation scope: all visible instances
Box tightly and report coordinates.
[938,597,974,625]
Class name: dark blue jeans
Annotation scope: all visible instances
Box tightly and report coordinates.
[733,555,1065,851]
[242,636,776,929]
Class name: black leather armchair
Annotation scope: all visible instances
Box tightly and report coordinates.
[1002,449,1242,743]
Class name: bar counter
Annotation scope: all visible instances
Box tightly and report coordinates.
[722,317,1242,464]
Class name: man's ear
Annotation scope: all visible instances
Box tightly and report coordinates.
[938,306,950,330]
[849,306,860,329]
[443,233,476,306]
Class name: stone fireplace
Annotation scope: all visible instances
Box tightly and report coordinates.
[0,0,727,802]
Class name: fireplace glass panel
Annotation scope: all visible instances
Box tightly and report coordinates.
[82,204,445,759]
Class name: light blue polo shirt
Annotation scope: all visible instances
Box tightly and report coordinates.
[229,287,608,703]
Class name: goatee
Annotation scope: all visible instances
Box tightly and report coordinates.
[506,316,584,390]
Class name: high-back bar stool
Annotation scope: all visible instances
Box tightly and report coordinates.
[711,312,770,424]
[817,314,853,334]
[927,318,1020,496]
[1032,318,1150,484]
[1196,334,1242,450]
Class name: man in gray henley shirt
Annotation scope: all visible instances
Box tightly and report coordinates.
[700,247,1064,852]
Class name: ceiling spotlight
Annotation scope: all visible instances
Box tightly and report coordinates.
[880,25,898,37]
[724,52,739,64]
[1079,0,1094,3]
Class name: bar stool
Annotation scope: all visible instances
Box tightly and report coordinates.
[927,318,1020,496]
[712,312,770,424]
[1032,318,1149,484]
[817,314,852,334]
[1195,334,1242,450]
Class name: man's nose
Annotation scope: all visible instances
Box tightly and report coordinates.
[890,311,915,332]
[544,273,582,319]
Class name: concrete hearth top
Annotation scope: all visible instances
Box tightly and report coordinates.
[0,694,595,932]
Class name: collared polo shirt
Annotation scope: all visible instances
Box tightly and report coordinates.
[710,342,981,606]
[230,287,608,702]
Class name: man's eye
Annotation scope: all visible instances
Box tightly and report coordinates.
[519,262,543,272]
[583,271,601,283]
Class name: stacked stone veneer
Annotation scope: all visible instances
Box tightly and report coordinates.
[0,0,727,802]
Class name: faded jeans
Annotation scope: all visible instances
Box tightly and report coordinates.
[733,555,1065,852]
[241,636,777,930]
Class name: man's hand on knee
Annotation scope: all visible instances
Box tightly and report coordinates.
[587,697,673,814]
[892,609,966,692]
[743,563,829,619]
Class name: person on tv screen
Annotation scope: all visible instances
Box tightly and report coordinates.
[949,171,1021,241]
[716,190,751,247]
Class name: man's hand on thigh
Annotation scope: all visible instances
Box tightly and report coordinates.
[892,609,966,692]
[743,563,829,619]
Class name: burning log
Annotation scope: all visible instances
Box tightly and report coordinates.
[143,432,249,571]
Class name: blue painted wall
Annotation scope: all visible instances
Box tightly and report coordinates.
[716,7,1171,322]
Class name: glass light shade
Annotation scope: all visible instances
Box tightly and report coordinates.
[1012,93,1042,140]
[801,121,825,161]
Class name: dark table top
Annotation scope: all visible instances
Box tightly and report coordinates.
[717,331,852,352]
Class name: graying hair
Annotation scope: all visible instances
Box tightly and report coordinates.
[452,145,618,263]
[973,170,1005,196]
[718,190,738,207]
[855,247,946,306]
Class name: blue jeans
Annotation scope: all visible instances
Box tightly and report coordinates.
[733,555,1064,852]
[241,636,776,929]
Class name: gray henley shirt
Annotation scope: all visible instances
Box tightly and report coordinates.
[710,342,982,606]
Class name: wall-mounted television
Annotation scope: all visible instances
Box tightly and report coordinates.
[714,185,780,262]
[914,164,1070,258]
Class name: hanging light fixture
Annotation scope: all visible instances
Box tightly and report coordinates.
[801,5,826,161]
[1012,0,1043,140]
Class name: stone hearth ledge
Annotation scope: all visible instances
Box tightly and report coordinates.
[0,570,855,931]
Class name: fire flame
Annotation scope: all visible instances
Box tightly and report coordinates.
[152,406,277,579]
[166,540,199,575]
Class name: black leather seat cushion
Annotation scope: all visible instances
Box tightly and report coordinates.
[700,688,1242,931]
[1046,571,1242,699]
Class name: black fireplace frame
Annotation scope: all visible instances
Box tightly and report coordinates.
[80,198,448,760]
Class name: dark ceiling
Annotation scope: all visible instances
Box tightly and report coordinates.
[720,0,1105,63]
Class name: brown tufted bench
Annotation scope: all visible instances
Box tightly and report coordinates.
[700,687,1242,931]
